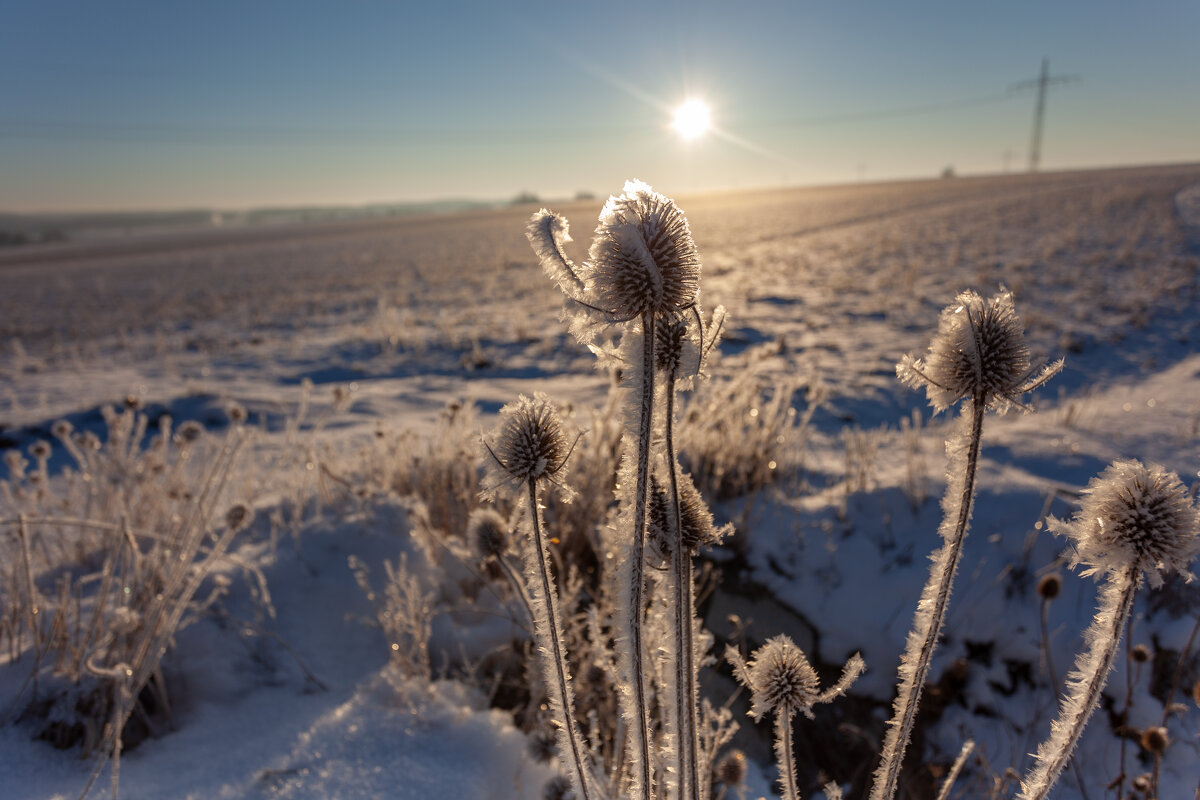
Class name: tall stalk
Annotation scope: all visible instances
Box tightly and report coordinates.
[528,478,595,800]
[1020,459,1199,800]
[871,398,984,800]
[664,364,700,800]
[625,311,656,800]
[879,289,1062,800]
[1020,567,1137,800]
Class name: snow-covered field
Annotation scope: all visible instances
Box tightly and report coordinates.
[3,164,1200,799]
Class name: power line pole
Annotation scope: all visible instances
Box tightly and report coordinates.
[1011,58,1079,172]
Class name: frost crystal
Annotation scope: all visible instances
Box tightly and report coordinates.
[897,289,1062,413]
[1051,459,1200,588]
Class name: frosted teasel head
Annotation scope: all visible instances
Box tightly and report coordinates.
[467,507,513,559]
[654,304,727,384]
[1050,459,1200,589]
[897,289,1062,413]
[647,470,729,559]
[726,635,865,720]
[526,180,701,327]
[482,393,577,496]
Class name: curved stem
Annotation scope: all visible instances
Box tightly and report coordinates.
[527,479,594,800]
[871,397,986,800]
[1019,565,1139,800]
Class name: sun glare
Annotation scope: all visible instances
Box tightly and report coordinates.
[672,99,711,141]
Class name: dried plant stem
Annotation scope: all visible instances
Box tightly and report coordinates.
[1041,595,1092,800]
[1018,564,1139,800]
[1154,611,1200,797]
[774,713,800,800]
[527,478,594,800]
[935,740,974,800]
[624,311,656,800]
[16,515,45,696]
[665,371,700,800]
[872,397,985,800]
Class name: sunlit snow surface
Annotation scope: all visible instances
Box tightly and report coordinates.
[3,165,1200,799]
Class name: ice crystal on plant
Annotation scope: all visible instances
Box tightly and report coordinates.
[1050,459,1200,588]
[897,289,1061,413]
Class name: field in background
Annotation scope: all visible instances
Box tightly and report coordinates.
[2,163,1200,799]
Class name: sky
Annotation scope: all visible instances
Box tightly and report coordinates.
[1,0,1198,212]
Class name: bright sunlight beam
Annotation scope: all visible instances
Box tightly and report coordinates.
[672,99,711,141]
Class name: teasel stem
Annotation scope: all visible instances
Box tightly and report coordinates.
[626,310,656,800]
[935,740,974,800]
[871,395,985,800]
[664,365,701,800]
[1018,564,1139,800]
[526,477,595,800]
[774,712,800,800]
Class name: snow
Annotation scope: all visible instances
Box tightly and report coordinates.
[3,165,1200,799]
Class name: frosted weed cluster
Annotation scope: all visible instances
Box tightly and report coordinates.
[480,181,1199,800]
[1,401,260,798]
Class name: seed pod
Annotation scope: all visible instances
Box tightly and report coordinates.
[1036,573,1062,600]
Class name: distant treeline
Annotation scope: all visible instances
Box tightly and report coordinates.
[0,228,67,248]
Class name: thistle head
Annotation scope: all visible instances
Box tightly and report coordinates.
[587,180,700,320]
[483,393,572,489]
[897,289,1062,413]
[1050,459,1200,589]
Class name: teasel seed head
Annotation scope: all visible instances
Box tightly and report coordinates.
[484,393,573,490]
[1036,572,1062,600]
[897,289,1062,414]
[1050,459,1200,589]
[225,503,253,532]
[29,440,51,461]
[468,507,512,559]
[51,419,73,439]
[677,469,728,552]
[655,313,688,375]
[714,748,748,787]
[1139,725,1169,754]
[528,726,558,764]
[587,180,701,320]
[1131,773,1152,793]
[648,470,729,559]
[175,420,205,444]
[542,775,574,800]
[1130,643,1150,663]
[727,635,863,721]
[226,402,248,425]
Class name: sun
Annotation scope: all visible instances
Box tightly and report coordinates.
[672,99,711,141]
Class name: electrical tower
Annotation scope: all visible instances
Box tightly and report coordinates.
[1011,58,1079,172]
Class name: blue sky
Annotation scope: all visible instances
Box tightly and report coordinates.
[2,0,1198,211]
